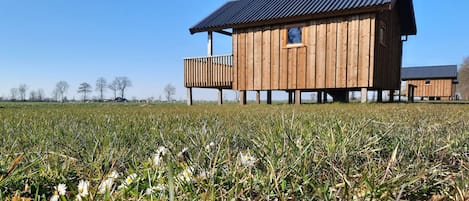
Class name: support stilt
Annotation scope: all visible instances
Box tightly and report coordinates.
[295,90,301,105]
[377,89,383,103]
[361,88,368,103]
[323,91,328,103]
[240,90,247,105]
[267,91,272,105]
[256,90,261,104]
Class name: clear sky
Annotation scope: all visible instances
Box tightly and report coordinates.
[0,0,468,101]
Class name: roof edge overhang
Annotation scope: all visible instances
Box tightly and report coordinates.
[190,4,392,35]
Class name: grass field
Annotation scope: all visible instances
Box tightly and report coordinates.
[0,102,468,200]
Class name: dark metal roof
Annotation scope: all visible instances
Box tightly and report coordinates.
[401,65,458,80]
[190,0,417,35]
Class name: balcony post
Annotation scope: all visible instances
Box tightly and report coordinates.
[187,88,193,106]
[208,31,213,56]
[218,88,223,105]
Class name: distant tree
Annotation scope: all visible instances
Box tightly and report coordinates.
[458,57,469,100]
[96,77,107,101]
[78,82,92,102]
[37,89,45,102]
[55,81,69,102]
[10,88,18,101]
[109,79,119,99]
[18,84,28,101]
[29,90,37,101]
[164,84,176,102]
[113,77,132,99]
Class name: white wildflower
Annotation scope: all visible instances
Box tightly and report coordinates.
[239,152,257,167]
[55,183,67,196]
[98,178,114,194]
[50,194,59,201]
[145,187,155,195]
[109,170,120,179]
[145,184,165,195]
[156,183,166,191]
[118,173,138,189]
[177,147,189,161]
[125,173,137,185]
[153,146,168,167]
[77,180,89,197]
[178,166,194,182]
[205,142,216,151]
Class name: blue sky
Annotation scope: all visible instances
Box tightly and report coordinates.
[0,0,468,101]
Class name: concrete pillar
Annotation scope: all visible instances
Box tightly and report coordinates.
[218,89,223,105]
[187,88,193,106]
[267,90,272,104]
[240,90,246,105]
[377,89,383,103]
[361,88,368,103]
[295,90,301,105]
[208,32,213,56]
[255,90,261,104]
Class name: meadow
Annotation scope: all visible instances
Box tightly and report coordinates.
[0,102,467,200]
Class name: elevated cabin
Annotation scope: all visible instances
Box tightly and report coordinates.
[184,0,417,105]
[402,65,458,101]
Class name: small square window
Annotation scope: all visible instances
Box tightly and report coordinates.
[287,27,302,44]
[425,80,431,85]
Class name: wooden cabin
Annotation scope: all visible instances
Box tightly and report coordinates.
[401,65,458,101]
[184,0,417,105]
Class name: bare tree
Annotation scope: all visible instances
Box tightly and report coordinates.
[113,77,132,99]
[37,89,45,102]
[109,79,119,99]
[18,84,28,101]
[29,90,37,101]
[55,81,69,102]
[78,82,92,102]
[458,57,469,100]
[10,88,18,101]
[96,77,107,101]
[163,84,176,102]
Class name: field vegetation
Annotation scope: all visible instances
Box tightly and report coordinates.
[0,103,468,200]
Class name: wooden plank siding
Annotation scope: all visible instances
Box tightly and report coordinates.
[406,79,455,98]
[233,13,380,91]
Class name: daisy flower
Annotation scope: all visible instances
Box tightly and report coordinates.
[239,152,257,167]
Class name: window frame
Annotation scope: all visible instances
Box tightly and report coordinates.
[284,23,306,48]
[425,80,431,85]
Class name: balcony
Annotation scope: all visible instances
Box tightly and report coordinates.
[184,54,233,89]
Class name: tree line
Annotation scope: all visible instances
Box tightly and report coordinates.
[4,76,177,102]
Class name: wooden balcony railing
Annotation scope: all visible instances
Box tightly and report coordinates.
[184,54,233,88]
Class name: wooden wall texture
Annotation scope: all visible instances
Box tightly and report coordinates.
[232,11,402,91]
[407,79,456,98]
